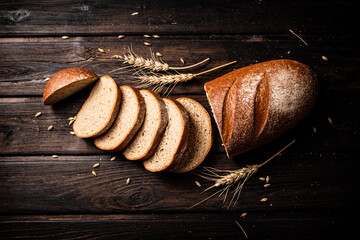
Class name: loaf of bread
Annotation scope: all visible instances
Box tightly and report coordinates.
[204,59,318,158]
[94,85,145,151]
[123,90,168,161]
[43,68,99,105]
[73,76,121,138]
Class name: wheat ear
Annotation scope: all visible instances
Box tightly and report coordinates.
[188,140,296,209]
[111,48,210,73]
[136,60,237,94]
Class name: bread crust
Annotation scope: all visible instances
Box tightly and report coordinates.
[43,68,98,105]
[169,97,213,173]
[73,76,121,138]
[166,98,190,171]
[204,59,318,157]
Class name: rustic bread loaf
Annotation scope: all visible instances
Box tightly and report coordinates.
[43,68,99,105]
[204,59,318,158]
[143,98,189,172]
[169,97,213,173]
[122,90,168,160]
[73,76,121,138]
[94,86,145,151]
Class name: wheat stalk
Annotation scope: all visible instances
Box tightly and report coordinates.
[136,60,237,94]
[111,47,210,73]
[188,140,296,209]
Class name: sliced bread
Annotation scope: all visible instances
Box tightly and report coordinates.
[94,85,145,151]
[122,90,168,160]
[43,68,99,105]
[143,98,189,172]
[169,97,213,173]
[73,76,121,138]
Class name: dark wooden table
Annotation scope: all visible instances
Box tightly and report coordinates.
[0,1,359,239]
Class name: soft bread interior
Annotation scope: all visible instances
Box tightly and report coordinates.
[170,98,212,173]
[94,86,142,150]
[73,76,120,138]
[143,98,185,172]
[123,90,166,160]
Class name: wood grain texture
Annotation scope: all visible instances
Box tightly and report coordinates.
[0,0,356,36]
[0,213,355,240]
[0,0,359,239]
[0,35,358,96]
[0,152,358,213]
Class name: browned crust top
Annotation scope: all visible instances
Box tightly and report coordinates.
[205,59,318,157]
[43,68,98,105]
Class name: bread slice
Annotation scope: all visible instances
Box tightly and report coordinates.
[122,90,168,160]
[94,85,145,151]
[73,76,121,138]
[143,98,189,172]
[169,97,213,173]
[43,68,99,105]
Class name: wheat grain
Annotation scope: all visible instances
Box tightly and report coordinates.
[110,156,116,161]
[328,117,333,125]
[62,36,69,39]
[47,125,54,131]
[118,35,125,39]
[260,198,268,202]
[153,35,160,38]
[131,12,139,16]
[126,178,131,184]
[98,48,105,53]
[195,181,201,187]
[92,171,97,177]
[93,163,100,168]
[144,35,151,38]
[35,112,42,117]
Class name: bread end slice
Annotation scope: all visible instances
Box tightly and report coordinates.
[43,68,99,105]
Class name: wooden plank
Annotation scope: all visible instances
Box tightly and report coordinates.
[0,213,354,239]
[0,152,358,213]
[0,35,358,96]
[0,89,359,155]
[0,0,356,36]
